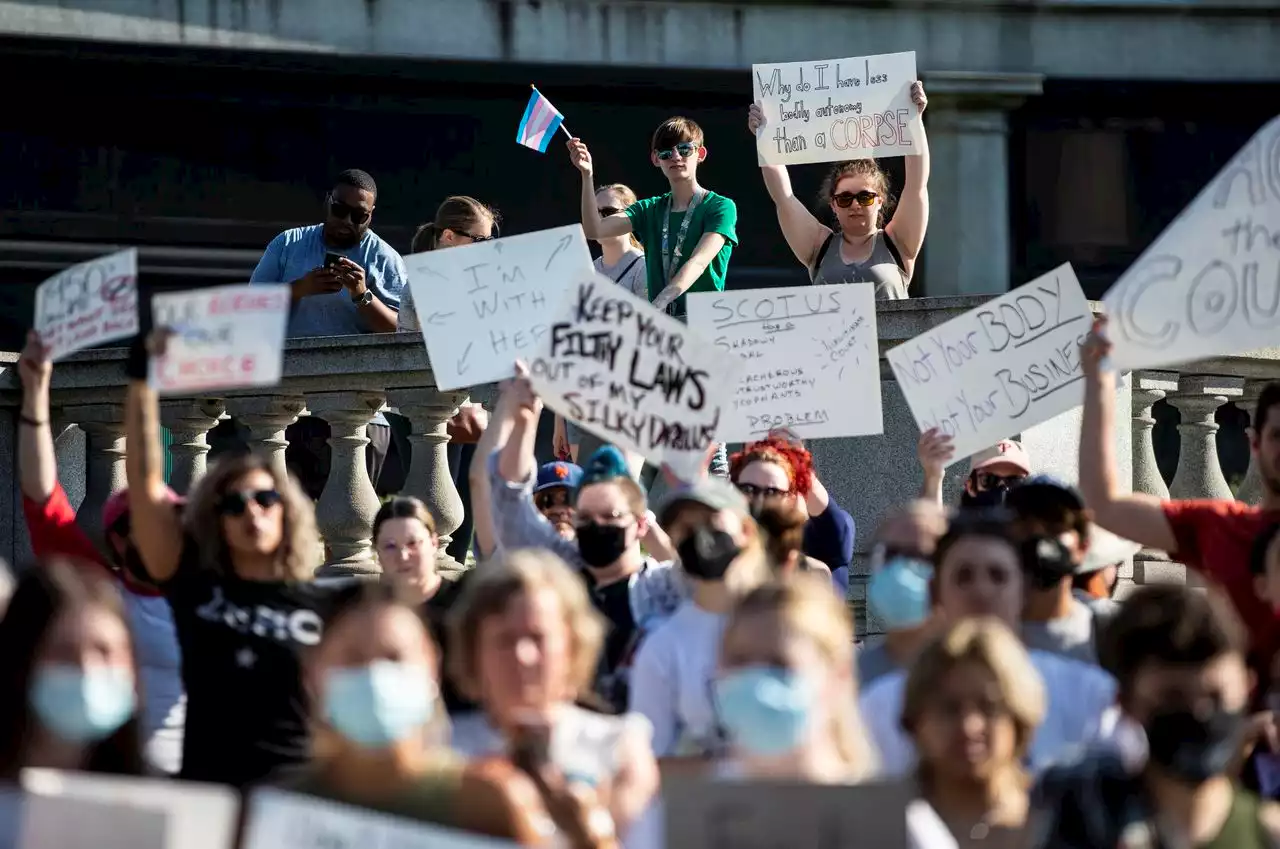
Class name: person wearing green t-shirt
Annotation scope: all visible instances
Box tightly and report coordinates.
[568,116,738,320]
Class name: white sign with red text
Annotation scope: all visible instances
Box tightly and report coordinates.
[149,284,290,394]
[34,248,139,361]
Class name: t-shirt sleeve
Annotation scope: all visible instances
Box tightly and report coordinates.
[702,195,739,247]
[250,232,289,284]
[1161,500,1230,576]
[624,197,660,247]
[375,248,407,311]
[802,500,856,574]
[22,483,111,572]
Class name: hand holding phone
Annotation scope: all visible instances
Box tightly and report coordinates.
[324,252,343,269]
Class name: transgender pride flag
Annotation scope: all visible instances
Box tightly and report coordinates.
[516,86,566,153]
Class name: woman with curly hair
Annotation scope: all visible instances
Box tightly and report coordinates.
[728,431,856,595]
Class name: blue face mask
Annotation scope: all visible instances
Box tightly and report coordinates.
[324,661,436,748]
[713,666,816,757]
[867,556,933,631]
[30,665,136,744]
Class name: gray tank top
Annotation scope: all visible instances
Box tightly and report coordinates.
[810,230,909,300]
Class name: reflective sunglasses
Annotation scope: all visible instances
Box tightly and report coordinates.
[655,142,699,161]
[832,190,879,209]
[217,489,282,516]
[328,195,371,225]
[735,482,791,500]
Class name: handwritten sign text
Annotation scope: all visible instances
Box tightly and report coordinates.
[34,249,139,361]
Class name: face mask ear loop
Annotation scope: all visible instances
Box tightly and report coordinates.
[869,543,887,574]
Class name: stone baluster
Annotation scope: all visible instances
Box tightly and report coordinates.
[1236,380,1266,506]
[307,391,385,577]
[392,388,468,575]
[159,398,226,495]
[1132,372,1178,499]
[230,395,306,480]
[64,404,127,541]
[1167,375,1243,502]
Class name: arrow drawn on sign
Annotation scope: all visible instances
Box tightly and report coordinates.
[427,311,455,327]
[418,266,448,281]
[544,234,573,271]
[457,342,473,375]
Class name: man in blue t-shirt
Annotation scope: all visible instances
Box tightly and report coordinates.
[248,169,408,497]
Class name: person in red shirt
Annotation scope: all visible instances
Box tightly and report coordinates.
[1079,317,1280,673]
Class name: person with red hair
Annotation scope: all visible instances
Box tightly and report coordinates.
[728,430,856,596]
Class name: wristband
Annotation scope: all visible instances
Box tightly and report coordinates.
[19,414,47,427]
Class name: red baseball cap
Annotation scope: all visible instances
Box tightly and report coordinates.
[102,486,184,535]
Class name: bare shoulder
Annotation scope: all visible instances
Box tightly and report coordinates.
[456,759,552,844]
[802,556,831,577]
[1259,798,1280,846]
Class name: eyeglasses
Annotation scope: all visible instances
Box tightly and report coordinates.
[217,489,282,516]
[735,482,791,500]
[534,489,572,511]
[597,206,621,217]
[832,190,879,209]
[327,195,372,226]
[655,142,699,161]
[976,472,1026,491]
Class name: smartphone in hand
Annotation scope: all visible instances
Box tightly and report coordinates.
[323,252,343,269]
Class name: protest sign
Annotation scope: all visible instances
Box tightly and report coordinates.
[33,248,139,361]
[148,284,290,395]
[663,775,910,848]
[886,263,1092,463]
[528,272,740,481]
[688,284,882,441]
[1104,115,1280,370]
[405,224,593,391]
[242,787,517,849]
[752,51,920,167]
[19,793,167,849]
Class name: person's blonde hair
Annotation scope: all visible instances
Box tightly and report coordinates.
[901,618,1045,786]
[596,183,642,250]
[183,452,318,580]
[724,578,878,781]
[447,549,606,703]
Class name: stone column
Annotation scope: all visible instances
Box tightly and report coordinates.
[1168,375,1243,502]
[230,395,306,480]
[393,388,468,576]
[306,391,385,577]
[1236,380,1267,506]
[920,71,1044,296]
[1132,372,1178,499]
[159,398,225,495]
[64,404,127,542]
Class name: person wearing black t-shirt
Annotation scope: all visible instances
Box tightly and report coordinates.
[123,330,348,788]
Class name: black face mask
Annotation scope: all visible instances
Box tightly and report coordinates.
[1020,535,1077,591]
[576,522,630,568]
[960,484,1011,509]
[677,528,741,581]
[1144,705,1245,785]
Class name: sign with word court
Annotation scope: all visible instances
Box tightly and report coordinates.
[529,272,741,481]
[1104,114,1280,371]
[242,787,518,849]
[753,50,920,167]
[405,224,593,391]
[149,284,290,395]
[34,248,139,361]
[886,263,1092,463]
[688,284,882,441]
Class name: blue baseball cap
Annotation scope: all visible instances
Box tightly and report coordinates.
[534,461,584,494]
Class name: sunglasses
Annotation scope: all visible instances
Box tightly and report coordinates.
[976,472,1026,491]
[655,142,699,161]
[534,489,573,511]
[832,190,879,209]
[328,196,371,226]
[458,231,493,243]
[217,489,282,517]
[735,482,791,500]
[598,206,621,217]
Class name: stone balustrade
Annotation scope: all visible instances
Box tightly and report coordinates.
[0,302,1274,639]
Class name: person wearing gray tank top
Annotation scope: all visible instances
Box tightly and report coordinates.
[747,81,931,300]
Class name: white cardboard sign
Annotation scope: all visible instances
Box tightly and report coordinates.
[752,51,921,167]
[886,263,1092,463]
[687,284,882,441]
[529,272,741,481]
[34,248,139,361]
[405,224,594,391]
[1104,115,1280,370]
[149,284,290,395]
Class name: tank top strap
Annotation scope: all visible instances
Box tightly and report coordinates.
[1202,786,1267,849]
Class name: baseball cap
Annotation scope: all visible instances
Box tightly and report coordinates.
[534,461,584,495]
[1007,474,1084,510]
[102,486,183,535]
[656,478,750,528]
[969,440,1032,476]
[1080,525,1142,575]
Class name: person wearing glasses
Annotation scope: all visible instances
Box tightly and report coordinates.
[746,81,930,300]
[917,434,1034,510]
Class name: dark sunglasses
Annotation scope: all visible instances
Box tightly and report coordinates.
[217,489,282,516]
[655,142,699,161]
[458,231,493,243]
[598,206,621,217]
[327,195,371,226]
[735,482,791,500]
[534,489,573,511]
[832,190,879,209]
[976,472,1026,491]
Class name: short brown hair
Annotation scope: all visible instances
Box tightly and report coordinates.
[373,496,437,541]
[651,117,704,151]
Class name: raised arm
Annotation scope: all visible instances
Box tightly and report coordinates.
[468,394,515,559]
[884,81,931,269]
[1079,317,1177,552]
[651,231,726,312]
[568,138,633,241]
[748,104,830,268]
[124,333,186,582]
[17,331,57,503]
[916,427,953,506]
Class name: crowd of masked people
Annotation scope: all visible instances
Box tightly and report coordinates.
[2,84,1280,847]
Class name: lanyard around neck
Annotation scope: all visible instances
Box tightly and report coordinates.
[659,189,706,285]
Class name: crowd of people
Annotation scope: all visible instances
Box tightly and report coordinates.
[3,81,1280,849]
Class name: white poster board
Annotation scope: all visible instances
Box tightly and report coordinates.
[19,794,167,849]
[242,787,518,849]
[1103,115,1280,370]
[149,284,290,395]
[528,273,741,481]
[752,51,920,167]
[687,284,882,441]
[886,263,1092,463]
[405,224,593,391]
[33,248,139,361]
